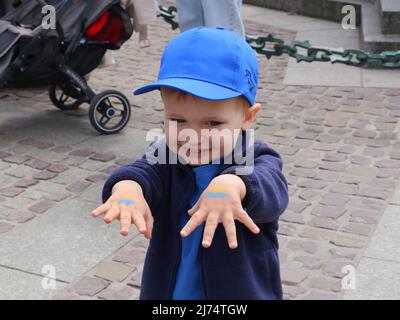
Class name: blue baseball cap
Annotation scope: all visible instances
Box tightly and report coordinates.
[133,27,258,106]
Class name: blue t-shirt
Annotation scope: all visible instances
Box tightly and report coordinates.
[172,163,221,300]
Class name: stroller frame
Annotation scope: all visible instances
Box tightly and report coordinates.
[0,0,132,134]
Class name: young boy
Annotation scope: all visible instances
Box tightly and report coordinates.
[91,27,289,300]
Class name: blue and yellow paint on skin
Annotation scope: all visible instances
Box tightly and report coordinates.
[116,197,137,205]
[204,186,229,199]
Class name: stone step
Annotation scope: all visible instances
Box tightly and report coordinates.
[244,0,400,53]
[243,0,365,25]
[362,1,400,52]
[379,0,400,34]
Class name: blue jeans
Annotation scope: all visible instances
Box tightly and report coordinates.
[176,0,245,38]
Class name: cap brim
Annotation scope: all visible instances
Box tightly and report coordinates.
[133,78,242,101]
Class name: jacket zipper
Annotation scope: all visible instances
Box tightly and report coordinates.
[168,167,196,299]
[168,163,233,299]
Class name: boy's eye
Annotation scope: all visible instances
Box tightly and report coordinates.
[170,118,186,124]
[207,121,222,126]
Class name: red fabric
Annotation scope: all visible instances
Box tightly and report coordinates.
[86,11,126,45]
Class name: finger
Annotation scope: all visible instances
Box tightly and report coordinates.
[91,201,112,217]
[144,209,154,239]
[181,210,207,237]
[132,208,147,234]
[202,211,220,248]
[187,200,200,216]
[103,204,120,224]
[222,213,238,249]
[236,209,260,234]
[119,204,132,236]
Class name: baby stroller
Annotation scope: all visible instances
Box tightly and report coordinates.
[0,0,134,134]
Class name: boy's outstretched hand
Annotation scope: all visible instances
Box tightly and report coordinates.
[181,174,260,249]
[90,180,153,239]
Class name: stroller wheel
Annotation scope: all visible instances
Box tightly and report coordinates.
[89,90,131,135]
[49,82,86,111]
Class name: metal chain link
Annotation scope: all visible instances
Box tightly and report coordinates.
[158,5,400,69]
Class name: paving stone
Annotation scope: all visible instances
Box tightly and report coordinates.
[33,171,58,180]
[28,200,56,214]
[14,179,38,188]
[344,165,378,178]
[299,226,337,242]
[0,187,25,198]
[337,145,356,154]
[341,223,371,236]
[127,268,143,288]
[70,277,110,297]
[308,276,342,292]
[0,151,12,159]
[283,285,306,299]
[323,260,355,279]
[112,248,147,266]
[325,115,348,127]
[303,290,342,300]
[47,164,69,173]
[358,187,391,200]
[313,143,336,151]
[25,159,51,170]
[17,138,55,150]
[89,153,116,163]
[376,169,400,178]
[0,221,15,234]
[310,217,339,230]
[69,149,96,157]
[329,234,367,249]
[295,130,319,140]
[314,170,338,182]
[363,147,385,157]
[330,183,358,195]
[319,193,350,207]
[66,181,92,193]
[294,255,322,270]
[280,212,305,224]
[322,153,346,162]
[5,211,36,223]
[278,146,299,156]
[294,160,318,169]
[287,200,310,213]
[298,189,320,201]
[277,222,298,236]
[97,284,139,300]
[297,179,328,189]
[50,146,73,153]
[281,268,308,286]
[375,159,400,169]
[287,239,319,254]
[85,174,108,183]
[338,175,364,185]
[349,155,371,165]
[349,209,382,224]
[316,134,341,144]
[329,248,357,261]
[95,261,136,282]
[311,205,346,219]
[290,168,317,179]
[3,155,30,164]
[318,162,348,172]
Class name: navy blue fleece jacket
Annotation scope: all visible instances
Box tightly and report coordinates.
[102,130,289,300]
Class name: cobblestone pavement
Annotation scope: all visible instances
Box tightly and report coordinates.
[1,6,400,300]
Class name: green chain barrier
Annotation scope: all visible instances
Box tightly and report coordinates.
[158,5,400,69]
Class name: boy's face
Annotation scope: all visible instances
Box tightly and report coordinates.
[161,88,260,166]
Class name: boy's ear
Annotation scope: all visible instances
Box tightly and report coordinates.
[242,103,260,131]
